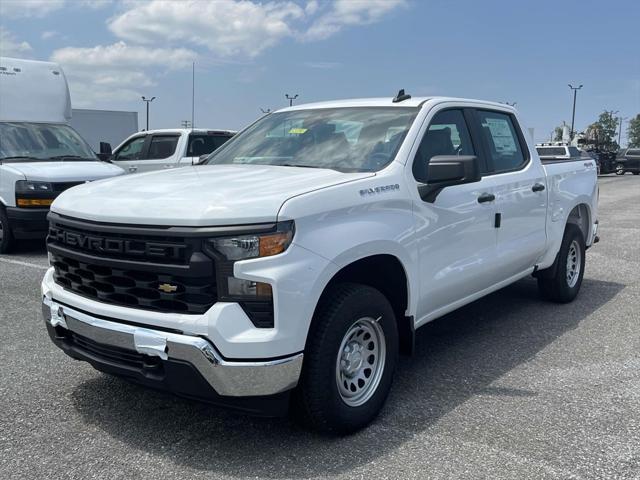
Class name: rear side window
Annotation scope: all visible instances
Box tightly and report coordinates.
[477,111,526,173]
[568,147,581,157]
[413,109,475,183]
[628,149,640,156]
[114,136,145,160]
[147,135,179,159]
[187,134,231,157]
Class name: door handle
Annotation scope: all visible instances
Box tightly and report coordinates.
[128,166,138,173]
[532,183,545,192]
[477,192,495,203]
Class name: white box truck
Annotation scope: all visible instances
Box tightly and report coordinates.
[0,57,124,253]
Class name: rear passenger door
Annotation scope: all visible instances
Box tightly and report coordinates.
[474,109,547,279]
[180,132,233,165]
[136,134,181,173]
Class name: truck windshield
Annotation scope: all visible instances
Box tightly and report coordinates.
[204,107,418,172]
[0,122,98,162]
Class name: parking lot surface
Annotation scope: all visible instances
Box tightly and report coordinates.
[1,175,638,480]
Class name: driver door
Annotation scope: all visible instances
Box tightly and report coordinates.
[111,135,148,174]
[411,108,500,321]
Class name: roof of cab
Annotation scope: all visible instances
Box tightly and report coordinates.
[136,128,237,135]
[275,96,516,113]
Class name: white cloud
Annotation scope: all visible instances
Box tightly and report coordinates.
[41,31,59,40]
[0,28,33,57]
[0,0,66,18]
[108,0,306,58]
[50,42,197,107]
[303,61,341,69]
[304,0,407,40]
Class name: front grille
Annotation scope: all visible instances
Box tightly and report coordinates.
[51,253,217,314]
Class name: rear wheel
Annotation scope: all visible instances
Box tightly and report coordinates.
[0,207,15,254]
[537,224,585,303]
[293,283,398,434]
[633,172,639,176]
[615,163,625,175]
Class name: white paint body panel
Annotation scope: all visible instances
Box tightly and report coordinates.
[43,97,598,360]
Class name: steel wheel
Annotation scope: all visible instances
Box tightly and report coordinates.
[566,239,581,288]
[336,316,386,407]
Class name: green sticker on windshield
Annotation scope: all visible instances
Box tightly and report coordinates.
[288,128,307,134]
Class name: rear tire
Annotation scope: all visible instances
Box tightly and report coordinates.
[293,283,398,434]
[633,172,639,176]
[537,224,585,303]
[0,207,15,254]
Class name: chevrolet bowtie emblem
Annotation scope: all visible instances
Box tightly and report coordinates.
[158,283,178,293]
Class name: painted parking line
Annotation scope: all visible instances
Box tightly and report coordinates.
[0,257,49,270]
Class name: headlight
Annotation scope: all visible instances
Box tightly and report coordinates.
[15,181,55,207]
[15,180,53,192]
[209,221,294,261]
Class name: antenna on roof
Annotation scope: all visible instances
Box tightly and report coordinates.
[392,89,411,103]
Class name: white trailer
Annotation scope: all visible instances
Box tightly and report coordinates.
[70,109,138,153]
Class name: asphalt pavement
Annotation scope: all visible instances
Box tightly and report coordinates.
[1,175,638,479]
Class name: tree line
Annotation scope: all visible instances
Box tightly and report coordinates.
[553,112,640,150]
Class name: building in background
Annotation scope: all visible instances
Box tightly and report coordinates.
[70,109,138,152]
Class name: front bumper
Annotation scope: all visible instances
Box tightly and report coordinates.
[42,297,303,414]
[6,207,49,239]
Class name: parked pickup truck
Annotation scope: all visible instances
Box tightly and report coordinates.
[101,128,236,174]
[41,94,599,433]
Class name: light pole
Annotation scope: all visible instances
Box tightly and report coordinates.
[141,96,156,130]
[285,94,298,107]
[568,84,582,140]
[618,116,628,147]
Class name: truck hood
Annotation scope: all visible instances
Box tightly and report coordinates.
[52,164,374,226]
[3,160,124,182]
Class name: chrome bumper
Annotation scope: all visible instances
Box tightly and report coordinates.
[43,297,303,397]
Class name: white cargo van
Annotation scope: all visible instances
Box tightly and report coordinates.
[0,57,124,253]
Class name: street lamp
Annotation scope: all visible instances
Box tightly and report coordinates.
[618,116,628,147]
[568,84,583,140]
[141,96,156,130]
[285,94,298,107]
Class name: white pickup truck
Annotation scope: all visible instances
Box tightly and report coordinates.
[102,128,236,174]
[41,94,599,433]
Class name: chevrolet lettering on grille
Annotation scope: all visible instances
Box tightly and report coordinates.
[48,226,187,261]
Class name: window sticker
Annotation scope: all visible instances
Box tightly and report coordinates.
[484,118,517,153]
[288,127,308,134]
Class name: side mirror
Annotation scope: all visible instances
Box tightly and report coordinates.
[418,155,481,203]
[97,142,112,162]
[197,154,209,164]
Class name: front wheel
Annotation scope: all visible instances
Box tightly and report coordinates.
[615,163,625,175]
[0,208,15,254]
[293,283,398,434]
[537,224,586,303]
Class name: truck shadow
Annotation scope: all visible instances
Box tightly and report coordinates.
[71,276,623,478]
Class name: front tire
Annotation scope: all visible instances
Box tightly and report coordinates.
[293,283,398,434]
[0,207,15,254]
[537,224,586,303]
[615,163,625,175]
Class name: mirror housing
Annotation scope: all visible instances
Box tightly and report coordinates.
[97,142,112,162]
[418,155,481,203]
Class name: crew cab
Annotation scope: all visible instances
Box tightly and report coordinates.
[103,128,236,174]
[41,95,599,433]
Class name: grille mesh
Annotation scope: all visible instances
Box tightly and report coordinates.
[51,253,217,314]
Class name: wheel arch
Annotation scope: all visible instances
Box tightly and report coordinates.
[311,253,415,356]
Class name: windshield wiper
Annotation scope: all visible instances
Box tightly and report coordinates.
[47,155,96,161]
[279,163,332,170]
[0,155,39,161]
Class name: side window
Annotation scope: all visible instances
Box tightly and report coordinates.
[568,147,581,158]
[413,109,475,183]
[146,135,179,159]
[477,110,526,173]
[114,136,145,161]
[187,135,231,157]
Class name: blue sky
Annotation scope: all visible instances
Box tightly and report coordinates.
[1,0,639,144]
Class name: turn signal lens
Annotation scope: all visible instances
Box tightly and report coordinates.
[16,198,53,207]
[259,231,294,257]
